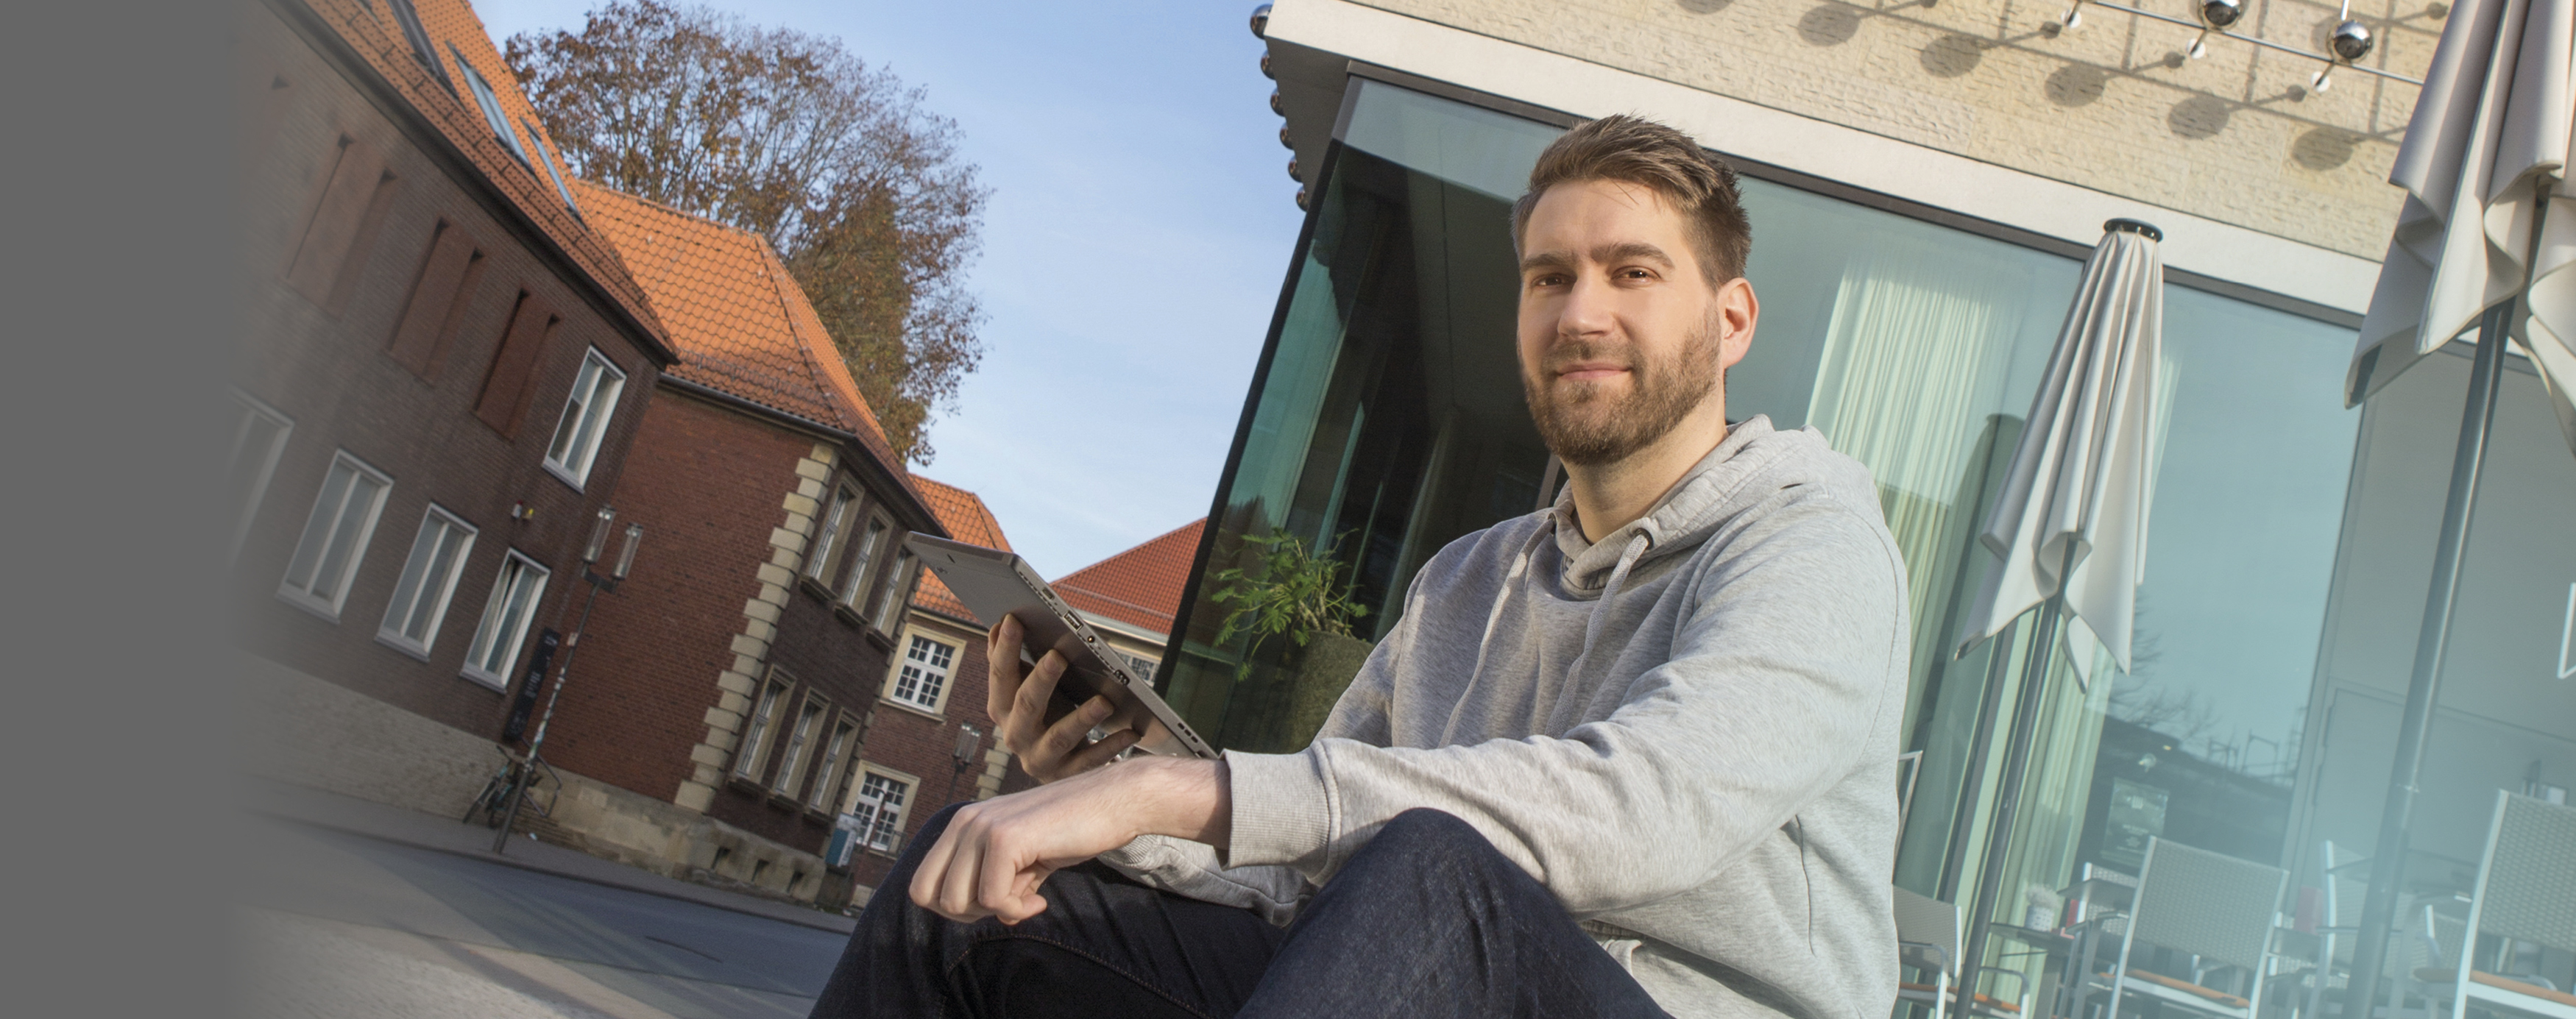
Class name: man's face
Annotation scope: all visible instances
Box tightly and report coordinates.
[1515,179,1752,467]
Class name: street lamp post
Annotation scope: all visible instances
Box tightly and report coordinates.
[493,508,644,855]
[944,723,983,806]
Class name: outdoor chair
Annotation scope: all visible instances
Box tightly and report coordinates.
[2412,792,2576,1019]
[2092,837,2291,1019]
[1894,885,2037,1019]
[2299,840,2447,1019]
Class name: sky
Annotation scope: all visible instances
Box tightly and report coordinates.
[476,0,1306,579]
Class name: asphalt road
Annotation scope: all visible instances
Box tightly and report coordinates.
[238,818,851,1018]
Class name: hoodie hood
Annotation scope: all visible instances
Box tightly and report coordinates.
[1553,415,1865,596]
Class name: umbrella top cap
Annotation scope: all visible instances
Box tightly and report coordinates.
[2103,219,2162,242]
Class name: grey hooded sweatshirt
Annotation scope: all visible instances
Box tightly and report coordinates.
[1101,415,1911,1019]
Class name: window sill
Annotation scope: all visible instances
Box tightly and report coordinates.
[275,588,346,625]
[457,666,509,692]
[876,697,946,722]
[540,458,588,494]
[798,575,837,603]
[373,631,434,662]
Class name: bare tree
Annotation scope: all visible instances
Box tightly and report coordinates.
[506,1,987,463]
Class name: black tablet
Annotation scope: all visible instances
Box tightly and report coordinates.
[904,533,1218,760]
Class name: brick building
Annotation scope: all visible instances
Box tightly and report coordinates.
[234,0,678,815]
[834,475,1041,891]
[545,182,946,906]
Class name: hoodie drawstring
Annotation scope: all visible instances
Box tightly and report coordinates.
[1565,530,1653,683]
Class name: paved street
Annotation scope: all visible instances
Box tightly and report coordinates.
[238,816,852,1018]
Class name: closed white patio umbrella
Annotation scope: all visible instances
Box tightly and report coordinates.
[1950,218,2165,1005]
[2340,0,2575,1010]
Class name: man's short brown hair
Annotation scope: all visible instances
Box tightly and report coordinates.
[1510,114,1752,288]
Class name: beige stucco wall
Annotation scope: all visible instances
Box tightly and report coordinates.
[1354,0,2441,259]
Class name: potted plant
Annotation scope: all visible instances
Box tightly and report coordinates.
[1209,531,1372,745]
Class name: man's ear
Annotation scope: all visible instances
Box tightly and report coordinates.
[1716,277,1759,371]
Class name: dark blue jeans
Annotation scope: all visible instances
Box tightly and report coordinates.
[808,805,1672,1019]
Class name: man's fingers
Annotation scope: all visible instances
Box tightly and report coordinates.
[937,822,988,921]
[978,832,1027,923]
[1039,696,1115,761]
[996,866,1054,926]
[985,617,1024,724]
[1062,725,1141,773]
[1005,652,1067,754]
[908,816,966,912]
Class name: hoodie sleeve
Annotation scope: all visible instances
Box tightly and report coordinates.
[1090,587,1420,922]
[1222,492,1908,917]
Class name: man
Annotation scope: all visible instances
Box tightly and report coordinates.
[811,115,1908,1018]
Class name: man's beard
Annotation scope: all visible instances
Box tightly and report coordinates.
[1521,315,1724,468]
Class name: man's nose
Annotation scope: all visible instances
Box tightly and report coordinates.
[1556,271,1616,338]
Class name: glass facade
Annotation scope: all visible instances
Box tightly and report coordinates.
[1167,74,2576,1004]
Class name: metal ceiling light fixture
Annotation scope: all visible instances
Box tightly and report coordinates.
[1250,3,1271,39]
[2187,0,2242,58]
[2049,0,2417,86]
[1278,126,1294,149]
[1287,157,1301,182]
[1260,52,1274,79]
[1270,88,1284,116]
[2315,18,2375,90]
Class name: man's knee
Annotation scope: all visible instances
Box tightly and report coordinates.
[1374,807,1487,856]
[1353,808,1521,886]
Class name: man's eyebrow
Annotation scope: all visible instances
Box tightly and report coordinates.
[1591,241,1673,269]
[1519,250,1576,274]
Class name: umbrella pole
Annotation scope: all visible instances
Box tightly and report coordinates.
[2338,302,2510,1019]
[1957,543,2080,1015]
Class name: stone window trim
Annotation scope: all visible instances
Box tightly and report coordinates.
[806,709,868,817]
[730,668,797,789]
[849,764,920,857]
[767,688,834,806]
[885,628,961,716]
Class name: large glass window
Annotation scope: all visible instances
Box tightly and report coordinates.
[1158,80,1565,753]
[2298,342,2576,896]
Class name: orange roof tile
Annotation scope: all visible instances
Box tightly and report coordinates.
[1053,520,1205,639]
[302,0,668,352]
[573,183,911,477]
[905,474,1011,623]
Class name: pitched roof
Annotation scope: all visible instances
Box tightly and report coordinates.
[906,475,1012,624]
[574,182,896,455]
[300,0,668,355]
[1053,520,1205,640]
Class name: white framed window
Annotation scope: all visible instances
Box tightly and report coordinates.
[377,504,477,657]
[806,486,858,580]
[850,769,913,854]
[229,391,294,560]
[807,714,860,812]
[461,550,548,688]
[770,694,829,798]
[835,514,891,608]
[279,450,393,619]
[871,550,917,631]
[542,348,626,489]
[735,675,792,781]
[888,633,958,713]
[450,46,531,166]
